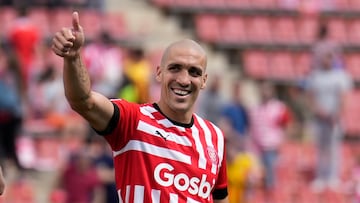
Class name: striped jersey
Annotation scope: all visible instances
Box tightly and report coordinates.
[99,99,228,203]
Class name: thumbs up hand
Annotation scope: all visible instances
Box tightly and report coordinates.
[52,12,85,59]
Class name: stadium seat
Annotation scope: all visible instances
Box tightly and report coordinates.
[242,50,269,79]
[250,0,277,9]
[223,0,252,9]
[293,52,311,80]
[327,18,348,45]
[268,51,296,80]
[102,12,128,40]
[79,9,103,41]
[347,19,360,45]
[341,90,360,136]
[28,8,50,38]
[0,7,17,37]
[296,16,319,44]
[246,16,272,44]
[195,14,221,43]
[334,0,350,11]
[198,0,225,8]
[344,53,360,81]
[173,0,200,7]
[49,8,73,34]
[272,17,298,44]
[348,0,360,11]
[221,15,248,43]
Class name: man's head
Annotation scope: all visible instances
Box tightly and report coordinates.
[156,39,208,123]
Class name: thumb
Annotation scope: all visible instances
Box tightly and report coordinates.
[72,11,81,31]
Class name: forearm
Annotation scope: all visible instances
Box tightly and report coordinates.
[0,166,5,195]
[63,54,92,110]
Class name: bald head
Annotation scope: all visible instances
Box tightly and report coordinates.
[160,39,207,68]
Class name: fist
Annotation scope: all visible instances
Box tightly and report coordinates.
[52,11,85,59]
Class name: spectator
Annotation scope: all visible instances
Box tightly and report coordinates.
[0,46,23,170]
[248,81,292,203]
[197,74,224,124]
[83,31,124,99]
[218,80,249,139]
[311,21,343,71]
[123,47,152,103]
[7,5,41,89]
[306,50,353,192]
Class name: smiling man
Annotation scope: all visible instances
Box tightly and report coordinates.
[52,12,229,203]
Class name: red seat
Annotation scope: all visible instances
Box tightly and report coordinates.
[79,9,102,41]
[293,52,311,80]
[198,0,225,8]
[28,8,50,38]
[334,0,350,11]
[0,7,17,37]
[195,14,221,43]
[346,19,360,45]
[268,51,296,80]
[327,18,348,45]
[344,53,360,81]
[49,8,73,34]
[223,0,251,9]
[250,0,277,9]
[272,17,298,44]
[348,0,360,11]
[102,12,128,40]
[341,90,360,136]
[173,0,200,7]
[246,16,272,44]
[242,50,269,79]
[296,16,319,44]
[220,15,248,43]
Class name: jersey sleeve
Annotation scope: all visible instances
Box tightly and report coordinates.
[212,139,228,200]
[101,99,140,151]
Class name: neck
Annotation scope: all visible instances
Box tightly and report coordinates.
[154,102,194,126]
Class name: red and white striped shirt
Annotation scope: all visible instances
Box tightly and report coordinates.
[100,100,228,203]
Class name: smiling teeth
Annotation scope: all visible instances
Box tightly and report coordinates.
[173,89,189,95]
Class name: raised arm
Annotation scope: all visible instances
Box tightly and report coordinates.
[52,12,114,131]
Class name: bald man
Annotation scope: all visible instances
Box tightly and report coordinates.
[52,12,229,203]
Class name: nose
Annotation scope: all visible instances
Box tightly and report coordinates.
[176,70,191,87]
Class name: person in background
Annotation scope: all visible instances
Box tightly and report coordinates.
[248,81,292,203]
[197,74,224,124]
[307,50,353,193]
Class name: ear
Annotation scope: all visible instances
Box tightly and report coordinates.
[155,66,162,82]
[200,73,208,89]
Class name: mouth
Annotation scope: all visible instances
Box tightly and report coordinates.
[171,88,191,97]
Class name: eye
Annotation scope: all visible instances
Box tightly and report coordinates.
[168,64,181,72]
[189,67,203,77]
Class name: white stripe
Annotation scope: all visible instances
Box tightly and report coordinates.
[196,115,217,174]
[113,140,191,165]
[170,193,178,203]
[125,185,130,203]
[140,106,156,119]
[139,106,186,131]
[151,189,160,203]
[191,126,206,170]
[134,185,144,203]
[187,197,201,203]
[137,120,192,146]
[118,189,123,203]
[212,123,225,168]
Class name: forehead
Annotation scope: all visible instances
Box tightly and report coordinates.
[164,45,206,68]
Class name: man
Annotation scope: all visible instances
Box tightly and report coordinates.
[52,12,229,203]
[0,166,4,195]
